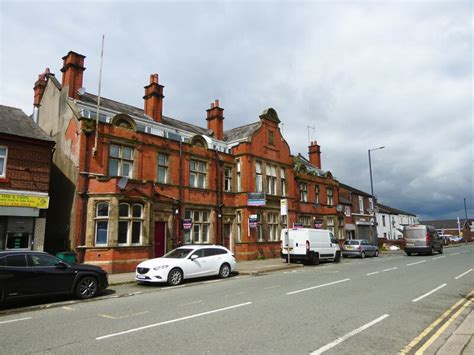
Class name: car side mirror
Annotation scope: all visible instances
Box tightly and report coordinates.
[190,254,199,261]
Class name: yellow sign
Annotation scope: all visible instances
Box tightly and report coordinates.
[0,193,49,209]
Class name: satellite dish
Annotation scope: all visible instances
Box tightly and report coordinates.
[77,87,86,96]
[117,177,128,190]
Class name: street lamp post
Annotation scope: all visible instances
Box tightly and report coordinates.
[368,146,385,245]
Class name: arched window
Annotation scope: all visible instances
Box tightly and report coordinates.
[95,202,109,245]
[118,203,143,245]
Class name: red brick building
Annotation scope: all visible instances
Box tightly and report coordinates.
[0,105,55,251]
[34,51,342,272]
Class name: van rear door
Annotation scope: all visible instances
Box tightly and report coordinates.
[405,226,427,247]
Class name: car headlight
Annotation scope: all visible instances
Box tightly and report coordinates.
[153,265,169,270]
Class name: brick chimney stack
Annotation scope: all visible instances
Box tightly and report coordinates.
[143,73,165,122]
[206,99,224,140]
[33,68,50,107]
[60,51,86,99]
[308,141,321,169]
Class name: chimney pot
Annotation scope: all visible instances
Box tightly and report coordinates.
[215,99,219,107]
[210,102,215,109]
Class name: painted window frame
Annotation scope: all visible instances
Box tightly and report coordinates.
[109,144,134,178]
[0,146,8,178]
[327,188,334,206]
[157,153,169,184]
[224,166,232,192]
[299,182,308,202]
[255,161,263,192]
[265,164,277,195]
[184,210,210,244]
[118,203,144,246]
[267,212,279,241]
[94,202,109,246]
[189,160,207,189]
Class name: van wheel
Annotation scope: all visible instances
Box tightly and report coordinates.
[439,246,443,254]
[375,250,379,257]
[334,251,341,263]
[360,251,366,259]
[312,253,320,265]
[428,247,434,255]
[406,252,412,256]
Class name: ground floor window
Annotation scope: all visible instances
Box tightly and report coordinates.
[236,211,242,243]
[267,212,279,241]
[326,217,335,234]
[95,202,109,246]
[118,203,143,245]
[184,210,210,244]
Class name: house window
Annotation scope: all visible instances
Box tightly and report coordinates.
[157,153,168,184]
[236,159,242,192]
[0,146,7,177]
[118,203,143,245]
[315,185,320,204]
[236,211,242,243]
[345,206,351,217]
[266,164,277,195]
[298,215,311,227]
[299,182,308,202]
[94,202,109,245]
[327,217,334,234]
[267,212,279,241]
[368,198,374,211]
[382,215,386,227]
[190,160,207,189]
[256,213,263,242]
[109,144,133,178]
[224,167,232,192]
[280,168,286,196]
[327,188,334,206]
[359,196,364,214]
[268,130,275,145]
[255,161,263,192]
[184,210,210,244]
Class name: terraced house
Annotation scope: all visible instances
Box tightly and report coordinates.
[33,51,341,272]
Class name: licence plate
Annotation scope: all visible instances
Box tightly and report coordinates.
[136,274,146,279]
[346,246,353,250]
[406,243,414,247]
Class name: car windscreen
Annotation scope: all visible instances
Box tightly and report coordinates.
[344,240,360,245]
[405,228,426,239]
[163,248,193,259]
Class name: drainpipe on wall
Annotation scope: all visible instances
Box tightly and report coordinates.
[78,129,92,262]
[176,139,184,248]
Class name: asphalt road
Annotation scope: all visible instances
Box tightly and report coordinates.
[1,244,472,354]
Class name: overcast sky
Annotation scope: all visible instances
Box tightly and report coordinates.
[1,0,472,220]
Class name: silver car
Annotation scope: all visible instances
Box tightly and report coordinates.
[342,239,379,258]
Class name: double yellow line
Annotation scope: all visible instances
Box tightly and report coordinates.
[399,290,473,354]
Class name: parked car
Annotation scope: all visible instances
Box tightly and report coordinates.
[280,228,341,265]
[403,224,443,256]
[135,245,236,286]
[0,251,108,304]
[342,239,379,258]
[448,235,463,243]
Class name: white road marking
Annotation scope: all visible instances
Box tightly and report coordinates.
[366,271,380,276]
[450,252,460,256]
[382,267,398,272]
[99,311,149,319]
[407,260,427,267]
[310,314,390,354]
[224,291,245,297]
[263,285,280,289]
[0,317,32,325]
[432,256,446,260]
[62,306,75,311]
[455,269,472,280]
[162,285,186,290]
[286,279,350,295]
[96,302,252,340]
[412,284,447,303]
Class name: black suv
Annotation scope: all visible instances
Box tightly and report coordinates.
[0,251,108,304]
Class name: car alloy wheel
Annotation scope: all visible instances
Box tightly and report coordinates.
[360,251,366,259]
[375,250,379,257]
[76,276,98,299]
[167,268,183,286]
[219,263,231,278]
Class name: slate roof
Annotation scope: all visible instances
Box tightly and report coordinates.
[377,202,416,216]
[339,196,352,205]
[77,92,263,142]
[0,105,54,143]
[77,93,211,136]
[339,183,372,197]
[295,153,328,176]
[223,122,261,142]
[419,219,473,229]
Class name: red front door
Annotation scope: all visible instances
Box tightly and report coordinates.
[223,224,231,249]
[154,222,166,257]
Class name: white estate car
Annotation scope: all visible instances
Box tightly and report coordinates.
[135,245,237,286]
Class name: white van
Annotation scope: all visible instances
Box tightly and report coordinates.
[280,228,341,265]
